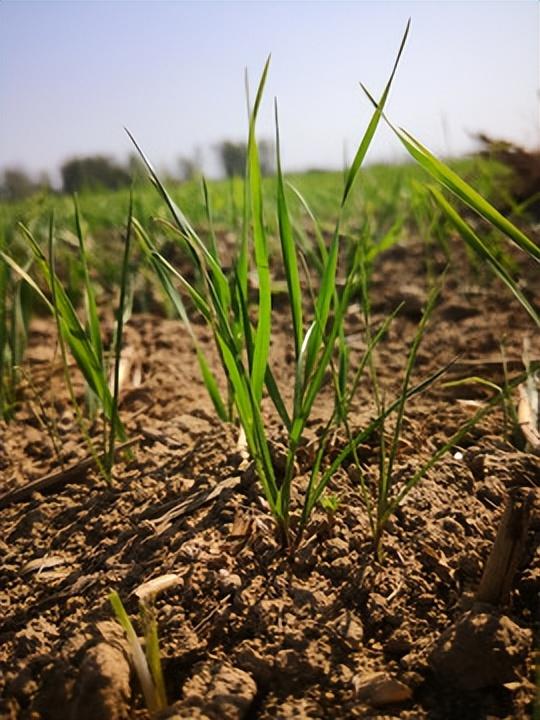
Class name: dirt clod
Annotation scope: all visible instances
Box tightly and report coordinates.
[180,661,257,720]
[353,670,413,706]
[429,610,532,690]
[69,641,131,720]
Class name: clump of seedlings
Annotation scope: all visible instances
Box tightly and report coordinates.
[126,23,538,555]
[1,21,537,559]
[1,195,134,481]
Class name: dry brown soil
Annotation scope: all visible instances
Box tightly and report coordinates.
[0,237,539,719]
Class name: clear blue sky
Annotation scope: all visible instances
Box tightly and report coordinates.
[1,1,538,182]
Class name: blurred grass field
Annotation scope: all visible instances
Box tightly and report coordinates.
[0,155,511,278]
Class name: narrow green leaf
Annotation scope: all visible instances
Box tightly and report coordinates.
[0,252,52,312]
[133,219,211,321]
[396,128,540,262]
[109,592,158,713]
[303,359,455,520]
[74,196,103,365]
[430,187,539,326]
[197,349,228,422]
[107,192,133,472]
[342,18,410,208]
[248,58,272,404]
[252,54,271,119]
[287,182,328,265]
[383,371,531,524]
[135,220,228,420]
[142,610,167,711]
[275,99,303,359]
[0,255,9,413]
[202,176,220,262]
[381,280,440,510]
[359,87,540,264]
[216,333,279,512]
[233,269,290,429]
[14,224,116,424]
[126,129,232,308]
[302,230,338,387]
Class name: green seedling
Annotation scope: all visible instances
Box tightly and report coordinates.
[0,256,33,419]
[109,578,176,715]
[1,196,133,481]
[319,493,341,514]
[131,23,412,548]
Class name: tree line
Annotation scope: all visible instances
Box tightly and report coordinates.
[0,140,275,201]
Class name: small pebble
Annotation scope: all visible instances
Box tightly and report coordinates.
[218,570,242,594]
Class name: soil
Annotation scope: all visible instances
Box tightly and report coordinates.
[476,134,540,218]
[0,234,539,719]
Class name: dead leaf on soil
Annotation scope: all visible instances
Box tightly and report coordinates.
[230,509,253,539]
[418,542,455,584]
[134,573,181,602]
[21,555,73,576]
[517,383,540,453]
[148,475,241,534]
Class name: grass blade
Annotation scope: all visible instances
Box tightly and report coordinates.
[382,280,441,502]
[74,196,103,366]
[134,220,228,420]
[396,128,540,262]
[430,187,539,326]
[202,176,220,262]
[0,255,8,414]
[197,349,228,422]
[287,182,327,265]
[300,20,410,396]
[248,56,272,404]
[109,592,159,713]
[141,607,167,711]
[107,192,133,475]
[12,223,119,432]
[383,370,533,525]
[342,18,410,208]
[359,84,540,264]
[303,359,456,521]
[275,99,303,360]
[126,129,232,309]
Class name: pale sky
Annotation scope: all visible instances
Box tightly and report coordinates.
[1,1,539,182]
